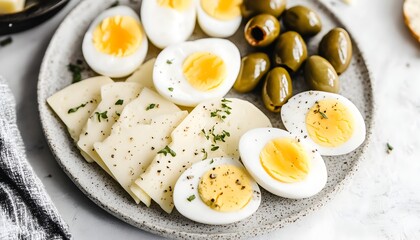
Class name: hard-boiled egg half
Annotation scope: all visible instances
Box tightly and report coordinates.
[239,128,327,199]
[281,91,366,156]
[141,0,196,49]
[82,6,148,78]
[173,157,261,225]
[197,0,243,37]
[153,38,241,107]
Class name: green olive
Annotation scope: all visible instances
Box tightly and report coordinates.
[319,28,353,74]
[234,53,271,93]
[262,67,293,113]
[244,14,280,48]
[304,55,339,93]
[242,0,287,18]
[273,31,307,72]
[283,6,322,37]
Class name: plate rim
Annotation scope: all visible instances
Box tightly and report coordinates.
[37,0,376,239]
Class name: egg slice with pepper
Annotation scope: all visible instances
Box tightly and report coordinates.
[141,0,196,49]
[173,157,261,225]
[239,128,327,199]
[82,6,148,78]
[281,91,366,156]
[197,0,243,37]
[153,38,241,107]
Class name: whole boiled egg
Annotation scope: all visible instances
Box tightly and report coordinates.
[141,0,196,49]
[239,128,327,199]
[281,91,366,156]
[82,6,148,78]
[153,38,241,107]
[173,157,261,225]
[197,0,243,37]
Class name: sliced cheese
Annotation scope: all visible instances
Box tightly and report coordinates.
[47,76,113,142]
[134,98,272,213]
[94,88,187,205]
[126,58,156,90]
[77,82,142,172]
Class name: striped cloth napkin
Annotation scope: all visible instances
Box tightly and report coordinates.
[0,76,71,239]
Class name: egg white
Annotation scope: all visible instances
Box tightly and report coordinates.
[239,128,327,199]
[281,91,366,156]
[153,38,241,107]
[173,157,261,225]
[196,1,242,37]
[141,0,196,49]
[82,6,148,78]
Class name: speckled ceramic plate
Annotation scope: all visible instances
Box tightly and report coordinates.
[38,0,375,239]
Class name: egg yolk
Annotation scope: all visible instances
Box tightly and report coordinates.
[182,52,227,91]
[157,0,192,11]
[201,0,243,20]
[198,165,252,212]
[93,15,142,57]
[305,99,354,147]
[260,138,310,183]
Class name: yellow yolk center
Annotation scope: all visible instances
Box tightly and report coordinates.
[182,52,227,91]
[198,165,252,212]
[157,0,192,11]
[260,138,310,183]
[93,15,142,57]
[201,0,243,20]
[305,99,355,147]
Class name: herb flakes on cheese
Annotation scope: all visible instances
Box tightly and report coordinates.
[47,76,113,141]
[94,88,187,205]
[77,82,142,173]
[134,98,272,213]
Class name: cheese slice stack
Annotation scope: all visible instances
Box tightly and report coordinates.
[77,82,143,175]
[133,98,272,213]
[94,88,187,205]
[47,76,113,142]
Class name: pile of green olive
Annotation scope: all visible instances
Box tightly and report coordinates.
[234,1,353,113]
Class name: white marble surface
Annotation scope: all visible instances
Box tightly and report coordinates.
[0,0,419,239]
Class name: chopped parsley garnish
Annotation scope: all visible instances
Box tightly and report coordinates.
[68,102,88,114]
[201,148,208,160]
[210,109,222,118]
[187,194,196,202]
[201,129,210,140]
[115,99,124,105]
[211,145,219,151]
[0,37,12,47]
[386,143,393,154]
[209,159,214,164]
[166,59,174,64]
[318,111,328,119]
[314,109,328,119]
[202,126,231,147]
[67,63,84,83]
[158,145,176,157]
[115,111,121,117]
[168,87,174,92]
[210,99,232,120]
[213,130,230,143]
[146,103,157,111]
[94,111,108,122]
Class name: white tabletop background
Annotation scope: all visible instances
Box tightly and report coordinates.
[0,0,419,239]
